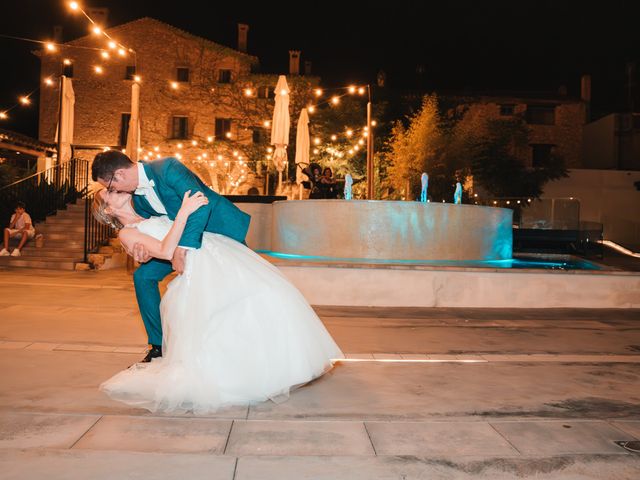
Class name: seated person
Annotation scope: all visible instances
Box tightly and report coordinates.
[1,201,36,257]
[320,167,338,199]
[309,166,324,199]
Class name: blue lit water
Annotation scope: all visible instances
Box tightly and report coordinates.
[257,251,602,270]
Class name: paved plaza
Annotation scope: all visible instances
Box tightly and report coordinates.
[0,267,639,479]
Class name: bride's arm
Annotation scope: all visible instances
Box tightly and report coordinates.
[119,191,208,261]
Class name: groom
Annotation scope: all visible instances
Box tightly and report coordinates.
[92,151,251,362]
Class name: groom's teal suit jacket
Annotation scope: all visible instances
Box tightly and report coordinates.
[132,158,250,247]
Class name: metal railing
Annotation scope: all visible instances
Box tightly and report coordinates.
[84,191,115,262]
[0,158,115,263]
[0,158,88,225]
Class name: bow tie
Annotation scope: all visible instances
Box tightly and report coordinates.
[134,179,155,195]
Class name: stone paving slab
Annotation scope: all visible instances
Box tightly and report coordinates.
[610,420,640,439]
[0,413,99,449]
[0,449,236,480]
[365,421,518,456]
[490,421,633,455]
[234,454,640,480]
[225,420,375,456]
[72,415,233,453]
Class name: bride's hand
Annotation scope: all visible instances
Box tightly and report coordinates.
[179,190,209,217]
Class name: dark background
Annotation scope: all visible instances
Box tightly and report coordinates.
[1,0,638,137]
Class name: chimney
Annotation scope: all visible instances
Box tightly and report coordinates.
[237,24,249,53]
[53,26,63,43]
[289,50,300,76]
[581,74,591,102]
[304,61,312,76]
[87,8,109,26]
[581,74,592,123]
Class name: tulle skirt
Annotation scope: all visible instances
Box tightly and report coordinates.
[101,233,343,414]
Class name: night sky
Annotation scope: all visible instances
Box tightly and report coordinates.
[1,0,638,138]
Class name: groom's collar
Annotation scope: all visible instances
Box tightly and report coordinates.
[135,162,155,193]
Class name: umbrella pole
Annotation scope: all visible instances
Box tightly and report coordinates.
[299,183,303,200]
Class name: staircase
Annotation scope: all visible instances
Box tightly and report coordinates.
[0,202,86,270]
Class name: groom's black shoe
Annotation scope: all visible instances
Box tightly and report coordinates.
[140,344,162,363]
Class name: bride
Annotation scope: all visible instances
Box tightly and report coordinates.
[93,189,343,414]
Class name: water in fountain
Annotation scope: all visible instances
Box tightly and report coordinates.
[421,173,429,203]
[344,174,353,200]
[454,182,462,204]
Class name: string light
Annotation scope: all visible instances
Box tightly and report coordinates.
[0,112,7,120]
[100,51,110,59]
[133,75,141,82]
[94,66,103,74]
[171,81,179,89]
[45,42,56,52]
[331,134,337,141]
[63,58,72,65]
[117,48,126,57]
[358,87,365,95]
[177,143,183,149]
[207,136,214,142]
[191,140,197,146]
[263,121,270,127]
[19,96,31,105]
[244,88,253,96]
[331,96,340,105]
[44,77,54,86]
[314,89,323,97]
[92,26,102,35]
[308,106,315,114]
[69,1,79,11]
[108,41,117,50]
[348,86,356,94]
[346,129,353,137]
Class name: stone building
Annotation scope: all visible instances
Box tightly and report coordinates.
[36,17,318,194]
[441,85,589,169]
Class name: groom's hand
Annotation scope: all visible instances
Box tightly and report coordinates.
[132,243,152,263]
[172,247,187,274]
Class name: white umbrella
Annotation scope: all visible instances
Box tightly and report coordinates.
[294,107,310,199]
[270,75,290,193]
[126,82,141,162]
[56,76,75,163]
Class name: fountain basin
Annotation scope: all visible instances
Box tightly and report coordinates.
[271,200,513,261]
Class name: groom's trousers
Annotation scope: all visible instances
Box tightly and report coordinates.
[133,258,174,346]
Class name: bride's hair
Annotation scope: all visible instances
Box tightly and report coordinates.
[92,189,124,229]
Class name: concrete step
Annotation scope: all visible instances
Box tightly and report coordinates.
[18,250,84,259]
[40,232,85,241]
[39,217,85,225]
[36,225,85,233]
[0,254,82,263]
[36,240,85,249]
[22,246,84,255]
[0,257,76,270]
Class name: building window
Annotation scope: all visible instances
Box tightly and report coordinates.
[215,118,232,140]
[119,113,131,146]
[176,67,190,83]
[499,104,515,116]
[252,128,263,144]
[526,105,556,125]
[62,63,74,78]
[218,69,232,84]
[531,144,553,167]
[171,116,189,139]
[125,66,136,80]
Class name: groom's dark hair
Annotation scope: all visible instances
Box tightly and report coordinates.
[91,150,134,181]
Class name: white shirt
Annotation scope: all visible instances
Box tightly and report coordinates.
[11,212,34,232]
[135,163,167,215]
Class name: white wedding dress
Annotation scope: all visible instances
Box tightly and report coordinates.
[101,216,343,414]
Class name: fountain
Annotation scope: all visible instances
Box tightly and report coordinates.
[344,174,353,200]
[454,182,462,204]
[420,173,428,203]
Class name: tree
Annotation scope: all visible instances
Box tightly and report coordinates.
[383,94,442,200]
